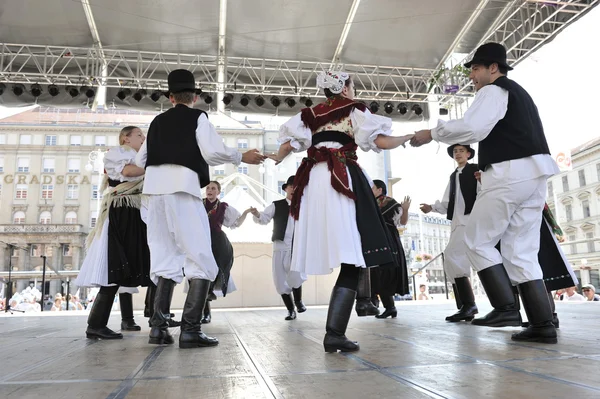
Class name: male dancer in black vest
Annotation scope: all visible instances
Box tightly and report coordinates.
[420,144,480,323]
[136,69,265,348]
[411,43,560,343]
[250,175,307,320]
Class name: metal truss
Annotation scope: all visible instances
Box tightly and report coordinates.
[440,0,599,106]
[0,43,447,103]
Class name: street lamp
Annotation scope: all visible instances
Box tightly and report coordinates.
[87,149,106,212]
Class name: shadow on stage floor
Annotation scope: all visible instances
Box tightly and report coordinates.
[1,301,599,399]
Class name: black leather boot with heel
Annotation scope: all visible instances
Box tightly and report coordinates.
[355,268,379,317]
[293,286,306,313]
[512,279,557,344]
[148,277,176,345]
[375,295,397,319]
[323,286,360,353]
[445,277,478,322]
[471,264,522,327]
[119,293,141,331]
[282,294,297,320]
[86,286,122,340]
[179,279,219,349]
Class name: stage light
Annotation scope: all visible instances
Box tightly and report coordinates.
[48,85,60,96]
[284,98,296,108]
[384,102,394,114]
[255,96,265,107]
[195,88,202,96]
[12,84,25,96]
[271,96,281,107]
[31,84,43,97]
[412,104,423,115]
[204,94,213,104]
[116,88,131,100]
[240,95,250,107]
[439,108,449,116]
[397,103,408,115]
[300,97,313,107]
[133,89,147,102]
[66,86,79,97]
[150,90,163,102]
[0,83,5,95]
[222,93,233,105]
[369,101,380,113]
[80,86,95,98]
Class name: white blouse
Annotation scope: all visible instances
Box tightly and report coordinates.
[103,146,143,182]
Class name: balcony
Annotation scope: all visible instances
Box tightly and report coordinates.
[0,224,84,234]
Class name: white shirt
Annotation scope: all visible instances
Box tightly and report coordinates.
[564,292,586,301]
[136,112,242,198]
[254,199,295,251]
[432,165,481,230]
[431,84,559,189]
[103,146,144,183]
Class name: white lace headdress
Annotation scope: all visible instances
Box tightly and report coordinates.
[316,71,349,94]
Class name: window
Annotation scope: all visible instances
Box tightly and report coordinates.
[70,135,82,146]
[578,169,586,187]
[30,244,43,257]
[565,204,572,222]
[237,139,248,149]
[547,181,554,197]
[43,158,55,173]
[277,180,286,196]
[237,166,248,175]
[65,211,78,224]
[568,234,577,254]
[0,134,5,144]
[67,158,80,173]
[586,232,595,253]
[19,134,32,145]
[66,185,79,199]
[562,176,569,192]
[95,136,106,146]
[15,184,28,199]
[17,158,30,173]
[0,157,4,173]
[214,166,225,176]
[13,211,26,224]
[63,244,72,257]
[41,184,54,199]
[582,200,591,218]
[39,211,52,224]
[45,135,57,146]
[91,185,99,200]
[90,211,98,228]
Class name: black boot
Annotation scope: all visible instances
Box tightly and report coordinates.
[145,283,156,320]
[452,284,463,310]
[119,293,141,331]
[512,280,557,344]
[148,277,176,345]
[376,296,397,319]
[355,268,379,317]
[471,265,522,327]
[324,286,360,353]
[446,277,478,322]
[86,286,123,339]
[201,300,212,324]
[282,294,297,320]
[179,279,219,349]
[293,286,306,313]
[522,291,559,328]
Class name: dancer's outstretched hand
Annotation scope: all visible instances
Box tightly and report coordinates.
[242,149,266,164]
[266,153,282,165]
[401,196,411,211]
[420,203,432,214]
[410,130,433,147]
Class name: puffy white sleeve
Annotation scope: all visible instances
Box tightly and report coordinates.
[278,113,312,152]
[392,207,404,227]
[223,205,243,229]
[103,147,137,182]
[196,114,243,166]
[253,203,275,225]
[431,180,451,215]
[351,108,393,152]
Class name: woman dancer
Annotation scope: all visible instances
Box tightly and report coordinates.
[76,126,151,339]
[268,71,413,352]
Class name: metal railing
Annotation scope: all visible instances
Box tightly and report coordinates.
[409,252,447,300]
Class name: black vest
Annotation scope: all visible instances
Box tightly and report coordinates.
[272,199,290,242]
[145,104,210,188]
[447,163,478,221]
[478,76,550,171]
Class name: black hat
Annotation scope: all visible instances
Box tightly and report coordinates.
[447,144,475,160]
[282,175,295,191]
[464,42,513,71]
[167,69,196,94]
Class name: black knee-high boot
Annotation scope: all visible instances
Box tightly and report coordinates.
[445,277,478,322]
[201,300,212,324]
[179,279,219,349]
[281,294,296,320]
[355,268,380,316]
[148,277,177,345]
[471,264,522,327]
[86,286,122,339]
[120,293,141,331]
[522,290,559,328]
[293,286,306,313]
[512,280,557,344]
[324,286,359,352]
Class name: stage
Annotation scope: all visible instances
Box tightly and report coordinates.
[1,301,599,398]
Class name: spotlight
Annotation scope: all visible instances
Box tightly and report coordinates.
[412,104,423,115]
[284,98,296,108]
[270,96,281,107]
[31,84,43,97]
[397,103,408,115]
[133,89,147,102]
[384,102,394,114]
[222,93,233,105]
[255,96,265,107]
[0,83,5,95]
[369,101,380,113]
[150,90,163,102]
[439,108,449,116]
[204,94,213,104]
[80,86,95,98]
[66,86,79,97]
[304,98,313,107]
[12,84,25,96]
[240,95,250,107]
[195,88,202,96]
[116,88,131,100]
[48,84,60,96]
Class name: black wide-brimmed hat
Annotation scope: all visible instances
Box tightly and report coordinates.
[447,144,475,160]
[167,69,196,94]
[464,42,513,71]
[282,175,295,191]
